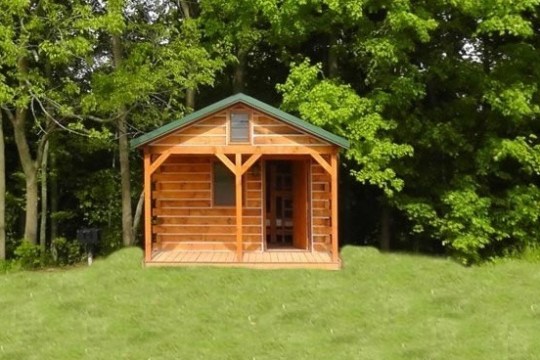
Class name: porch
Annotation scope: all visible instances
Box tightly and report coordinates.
[146,249,341,270]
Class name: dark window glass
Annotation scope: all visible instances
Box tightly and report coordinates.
[230,112,249,142]
[213,162,235,206]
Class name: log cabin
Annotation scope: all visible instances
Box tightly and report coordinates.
[131,93,349,269]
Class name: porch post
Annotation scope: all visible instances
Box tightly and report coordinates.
[143,148,152,262]
[330,152,339,262]
[235,153,243,261]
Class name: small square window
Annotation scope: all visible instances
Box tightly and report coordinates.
[230,112,250,143]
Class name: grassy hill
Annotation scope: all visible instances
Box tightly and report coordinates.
[1,246,539,359]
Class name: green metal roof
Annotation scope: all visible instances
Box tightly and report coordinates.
[130,93,350,149]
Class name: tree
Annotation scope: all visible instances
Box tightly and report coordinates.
[0,0,95,244]
[0,111,5,260]
[81,0,226,246]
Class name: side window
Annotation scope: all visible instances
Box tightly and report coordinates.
[230,112,250,143]
[213,162,235,206]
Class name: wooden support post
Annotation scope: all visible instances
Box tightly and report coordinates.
[149,148,173,175]
[215,152,236,174]
[235,153,243,261]
[240,152,262,175]
[310,151,332,175]
[143,148,152,262]
[330,152,339,263]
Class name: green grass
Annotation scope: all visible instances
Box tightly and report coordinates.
[1,246,539,360]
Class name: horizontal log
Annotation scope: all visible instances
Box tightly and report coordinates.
[198,115,227,125]
[312,200,330,209]
[157,216,261,225]
[313,225,332,235]
[153,135,226,146]
[312,174,331,182]
[152,190,211,200]
[163,156,212,164]
[312,218,330,226]
[245,173,261,181]
[153,208,261,217]
[311,183,328,192]
[313,235,331,243]
[253,134,325,146]
[158,182,211,191]
[246,182,261,190]
[253,125,302,135]
[312,191,331,200]
[156,234,262,242]
[177,126,226,136]
[312,243,330,252]
[252,116,281,125]
[311,165,328,175]
[245,200,262,208]
[153,225,261,235]
[245,190,262,199]
[312,209,331,217]
[159,164,211,173]
[154,173,211,182]
[157,200,212,208]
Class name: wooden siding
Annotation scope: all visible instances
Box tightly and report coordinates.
[251,113,327,146]
[150,112,228,150]
[152,155,263,251]
[311,159,332,252]
[148,106,328,154]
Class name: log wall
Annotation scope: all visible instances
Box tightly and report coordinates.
[152,155,263,251]
[311,160,333,252]
[146,104,337,254]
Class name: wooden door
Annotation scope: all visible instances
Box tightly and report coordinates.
[265,160,309,250]
[265,161,294,247]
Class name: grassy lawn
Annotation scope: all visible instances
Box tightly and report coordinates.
[1,246,539,360]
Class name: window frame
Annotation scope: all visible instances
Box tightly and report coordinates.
[212,160,236,207]
[228,111,251,144]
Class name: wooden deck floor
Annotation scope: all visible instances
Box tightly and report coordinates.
[146,250,340,270]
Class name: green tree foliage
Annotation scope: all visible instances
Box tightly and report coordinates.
[1,0,539,264]
[278,60,413,195]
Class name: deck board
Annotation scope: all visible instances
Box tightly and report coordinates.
[147,249,340,270]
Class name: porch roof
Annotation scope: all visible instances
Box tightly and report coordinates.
[130,93,350,149]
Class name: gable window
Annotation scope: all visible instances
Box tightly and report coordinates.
[213,162,235,206]
[230,112,250,143]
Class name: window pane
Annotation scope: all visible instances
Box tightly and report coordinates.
[230,112,249,142]
[213,162,235,206]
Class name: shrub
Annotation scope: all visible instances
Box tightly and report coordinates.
[14,241,44,269]
[51,237,83,266]
[0,259,20,273]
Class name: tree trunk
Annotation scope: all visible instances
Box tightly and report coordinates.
[50,150,58,241]
[39,140,49,250]
[132,190,144,244]
[328,36,339,79]
[380,205,391,251]
[112,34,133,246]
[0,112,6,260]
[180,0,196,109]
[11,109,39,244]
[118,114,133,247]
[185,89,195,109]
[233,49,247,93]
